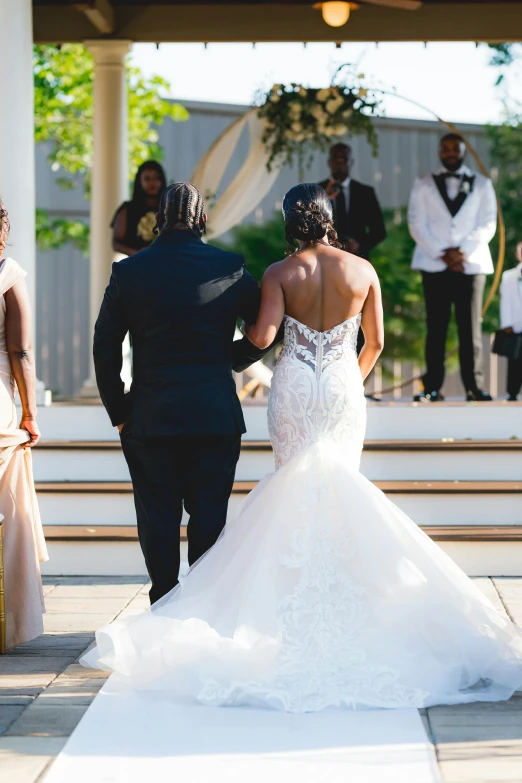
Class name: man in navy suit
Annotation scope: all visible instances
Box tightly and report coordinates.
[94,183,272,604]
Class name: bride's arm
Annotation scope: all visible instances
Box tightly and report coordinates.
[358,270,384,380]
[246,266,285,349]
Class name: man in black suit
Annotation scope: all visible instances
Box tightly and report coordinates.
[319,143,386,259]
[94,183,272,604]
[320,143,386,371]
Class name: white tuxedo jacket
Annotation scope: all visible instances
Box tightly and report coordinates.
[500,263,522,333]
[408,167,497,275]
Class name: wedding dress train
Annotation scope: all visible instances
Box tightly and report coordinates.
[82,314,522,711]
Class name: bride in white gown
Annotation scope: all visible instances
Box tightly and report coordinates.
[82,184,522,711]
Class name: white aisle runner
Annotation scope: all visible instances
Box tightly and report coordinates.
[44,675,441,783]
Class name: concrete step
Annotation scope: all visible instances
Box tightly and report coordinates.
[32,403,522,578]
[30,401,522,442]
[39,529,522,580]
[35,480,522,529]
[32,438,522,482]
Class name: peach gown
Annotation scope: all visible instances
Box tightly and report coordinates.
[0,257,47,650]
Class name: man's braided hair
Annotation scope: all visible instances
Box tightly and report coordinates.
[154,182,205,237]
[0,200,10,238]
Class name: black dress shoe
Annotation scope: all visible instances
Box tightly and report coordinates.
[466,389,493,402]
[414,390,445,403]
[507,394,519,402]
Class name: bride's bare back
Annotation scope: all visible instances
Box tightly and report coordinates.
[276,244,373,332]
[247,240,384,380]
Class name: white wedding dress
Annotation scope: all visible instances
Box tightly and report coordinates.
[82,314,522,711]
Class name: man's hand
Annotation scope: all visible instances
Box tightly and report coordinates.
[324,178,341,201]
[117,422,127,433]
[20,416,40,447]
[344,238,360,254]
[442,247,465,273]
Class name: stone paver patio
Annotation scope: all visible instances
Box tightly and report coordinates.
[1,576,521,782]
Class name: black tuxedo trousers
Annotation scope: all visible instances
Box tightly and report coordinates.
[421,269,486,394]
[121,428,241,605]
[507,356,522,398]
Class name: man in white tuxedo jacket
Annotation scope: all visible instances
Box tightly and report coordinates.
[408,133,497,401]
[500,242,522,400]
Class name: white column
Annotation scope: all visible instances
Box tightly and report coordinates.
[0,0,48,403]
[81,40,131,396]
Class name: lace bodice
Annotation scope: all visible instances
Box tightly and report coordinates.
[279,314,361,377]
[268,314,366,469]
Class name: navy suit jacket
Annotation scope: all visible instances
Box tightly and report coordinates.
[93,230,270,438]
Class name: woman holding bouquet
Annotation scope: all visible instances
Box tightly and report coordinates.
[111,161,167,256]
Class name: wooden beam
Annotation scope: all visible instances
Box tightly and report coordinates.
[73,0,115,34]
[33,3,522,43]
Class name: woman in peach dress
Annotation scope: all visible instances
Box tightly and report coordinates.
[0,201,47,650]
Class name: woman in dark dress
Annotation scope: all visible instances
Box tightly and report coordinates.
[112,161,167,256]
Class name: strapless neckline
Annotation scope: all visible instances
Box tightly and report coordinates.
[284,313,362,335]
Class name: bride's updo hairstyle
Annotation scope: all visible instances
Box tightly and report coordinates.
[282,183,340,253]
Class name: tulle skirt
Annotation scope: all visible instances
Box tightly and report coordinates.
[82,439,522,711]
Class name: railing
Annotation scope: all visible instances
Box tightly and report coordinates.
[237,334,508,402]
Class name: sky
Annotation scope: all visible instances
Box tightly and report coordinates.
[130,41,522,126]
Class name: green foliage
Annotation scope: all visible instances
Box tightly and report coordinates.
[370,209,427,363]
[127,67,188,173]
[35,209,89,255]
[33,44,188,251]
[214,212,287,281]
[486,43,518,85]
[487,43,516,67]
[484,40,522,329]
[216,208,435,364]
[34,45,94,180]
[487,115,522,298]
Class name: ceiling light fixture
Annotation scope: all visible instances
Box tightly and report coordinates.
[317,2,352,27]
[314,0,421,29]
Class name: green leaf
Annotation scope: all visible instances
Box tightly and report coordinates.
[36,208,90,255]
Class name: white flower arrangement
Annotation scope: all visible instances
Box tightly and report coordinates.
[136,211,157,242]
[256,78,379,177]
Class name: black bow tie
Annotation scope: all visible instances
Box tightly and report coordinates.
[442,172,460,179]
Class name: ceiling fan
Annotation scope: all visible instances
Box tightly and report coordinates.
[314,0,421,28]
[356,0,421,7]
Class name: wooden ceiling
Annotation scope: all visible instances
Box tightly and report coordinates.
[32,1,522,43]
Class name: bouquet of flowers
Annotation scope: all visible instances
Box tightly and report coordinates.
[137,212,157,242]
[257,77,380,177]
